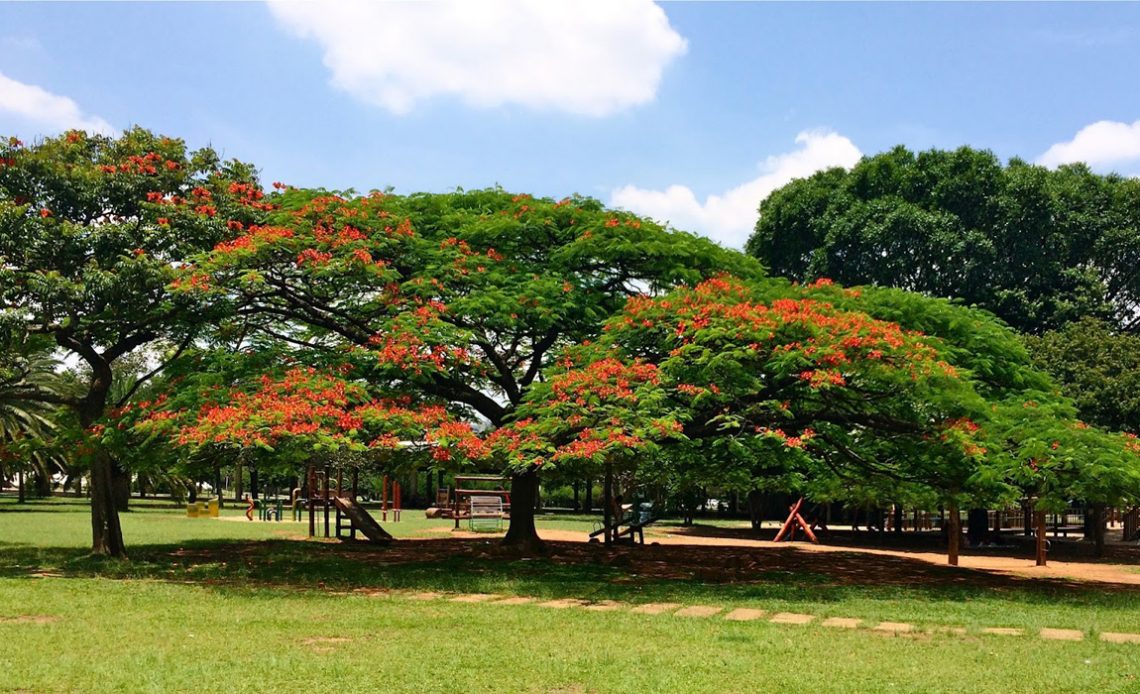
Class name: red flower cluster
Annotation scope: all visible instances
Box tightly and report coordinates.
[548,358,659,406]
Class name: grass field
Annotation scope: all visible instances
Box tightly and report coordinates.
[2,497,1139,693]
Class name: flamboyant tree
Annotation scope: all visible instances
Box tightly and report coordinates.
[505,276,988,495]
[188,187,760,550]
[498,276,1140,561]
[132,363,475,478]
[0,128,264,555]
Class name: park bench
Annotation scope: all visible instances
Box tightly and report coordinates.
[468,495,504,532]
[589,502,656,545]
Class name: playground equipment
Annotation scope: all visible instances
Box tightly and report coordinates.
[773,497,820,544]
[186,498,220,518]
[379,475,402,522]
[304,464,392,544]
[468,495,505,532]
[589,501,656,545]
[257,497,284,521]
[448,476,510,530]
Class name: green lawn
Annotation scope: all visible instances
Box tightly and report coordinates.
[2,497,1140,693]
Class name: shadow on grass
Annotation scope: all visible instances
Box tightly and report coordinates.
[2,536,1139,615]
[667,522,1140,564]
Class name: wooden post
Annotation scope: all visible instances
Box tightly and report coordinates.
[947,501,960,566]
[381,475,388,522]
[454,485,461,530]
[307,465,315,538]
[351,468,359,541]
[603,463,614,546]
[1035,510,1048,566]
[394,480,402,521]
[323,466,330,538]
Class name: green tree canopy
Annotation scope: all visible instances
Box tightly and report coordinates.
[746,146,1140,334]
[1026,318,1140,435]
[187,187,762,549]
[0,128,264,555]
[505,277,1140,534]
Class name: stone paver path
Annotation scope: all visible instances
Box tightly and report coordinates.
[537,598,586,609]
[450,594,498,603]
[584,601,623,612]
[675,605,722,618]
[1101,632,1140,644]
[982,627,1023,637]
[770,612,814,625]
[396,590,1139,645]
[873,622,914,633]
[724,608,766,622]
[631,603,681,615]
[822,617,861,629]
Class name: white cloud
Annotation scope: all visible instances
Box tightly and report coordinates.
[611,130,862,248]
[0,70,114,136]
[1038,120,1140,169]
[265,0,687,116]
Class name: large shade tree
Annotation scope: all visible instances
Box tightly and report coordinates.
[500,277,1140,563]
[188,187,760,550]
[1026,318,1140,436]
[746,146,1140,334]
[0,129,264,555]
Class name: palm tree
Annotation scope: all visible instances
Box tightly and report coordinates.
[0,350,69,501]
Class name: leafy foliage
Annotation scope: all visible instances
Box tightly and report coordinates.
[1026,318,1140,435]
[0,128,264,553]
[747,146,1140,334]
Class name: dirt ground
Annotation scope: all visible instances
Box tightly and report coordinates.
[421,524,1140,588]
[218,512,1140,588]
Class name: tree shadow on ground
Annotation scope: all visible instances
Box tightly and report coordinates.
[2,537,1138,612]
[666,523,1140,564]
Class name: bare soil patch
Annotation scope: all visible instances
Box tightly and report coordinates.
[0,615,60,625]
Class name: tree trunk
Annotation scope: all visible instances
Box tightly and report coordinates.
[572,480,580,511]
[89,449,126,557]
[111,461,130,512]
[947,502,960,566]
[235,462,244,502]
[250,466,259,500]
[34,470,51,497]
[1091,503,1106,557]
[501,467,543,552]
[1035,510,1048,566]
[602,463,614,546]
[584,477,593,512]
[17,471,25,503]
[967,508,988,547]
[747,490,763,530]
[893,504,903,534]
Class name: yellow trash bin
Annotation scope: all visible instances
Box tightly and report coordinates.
[186,502,200,518]
[207,499,220,518]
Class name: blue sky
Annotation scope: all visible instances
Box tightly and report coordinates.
[2,1,1139,247]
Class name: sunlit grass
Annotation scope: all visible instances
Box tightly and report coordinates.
[2,497,1139,692]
